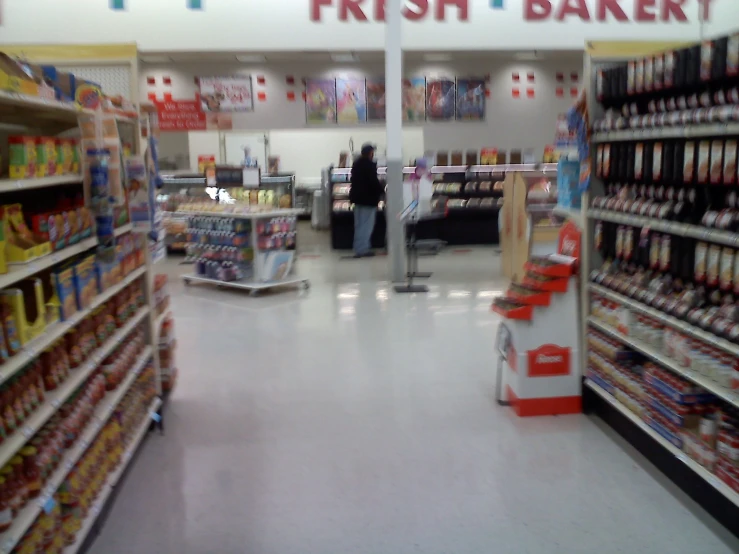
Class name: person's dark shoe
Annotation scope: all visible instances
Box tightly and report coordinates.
[362,251,376,257]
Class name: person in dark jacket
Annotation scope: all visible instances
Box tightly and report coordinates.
[350,144,383,257]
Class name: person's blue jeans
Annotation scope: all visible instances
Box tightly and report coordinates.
[353,205,376,255]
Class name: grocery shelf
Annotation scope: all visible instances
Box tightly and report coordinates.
[0,174,83,193]
[0,237,98,290]
[108,396,161,487]
[588,209,739,248]
[0,347,153,554]
[62,396,160,554]
[584,378,739,508]
[592,122,739,143]
[553,205,584,228]
[114,223,133,236]
[588,317,739,408]
[0,306,150,470]
[589,283,739,357]
[0,265,147,387]
[0,89,91,127]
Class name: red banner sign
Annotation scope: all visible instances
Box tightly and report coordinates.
[153,97,233,132]
[154,98,206,131]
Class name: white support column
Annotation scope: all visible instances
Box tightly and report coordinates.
[385,0,406,282]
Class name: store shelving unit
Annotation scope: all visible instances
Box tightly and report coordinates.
[327,163,559,249]
[180,208,309,296]
[582,35,739,537]
[0,85,164,552]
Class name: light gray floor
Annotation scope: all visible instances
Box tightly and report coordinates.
[90,225,739,554]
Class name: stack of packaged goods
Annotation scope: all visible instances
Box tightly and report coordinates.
[643,363,717,449]
[159,320,177,394]
[153,274,169,317]
[587,329,645,416]
[717,407,739,491]
[154,274,177,393]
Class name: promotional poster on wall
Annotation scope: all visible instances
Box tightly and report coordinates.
[426,78,455,121]
[367,78,386,121]
[402,78,425,122]
[456,78,486,121]
[336,79,367,123]
[306,79,337,123]
[198,76,254,112]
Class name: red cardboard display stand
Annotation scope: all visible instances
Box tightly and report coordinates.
[493,222,582,417]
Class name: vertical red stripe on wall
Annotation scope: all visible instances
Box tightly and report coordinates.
[512,88,520,98]
[286,91,296,101]
[163,77,172,85]
[147,92,157,102]
[556,72,564,82]
[527,88,535,98]
[257,92,267,101]
[257,76,266,85]
[146,77,156,85]
[570,88,579,97]
[556,87,564,98]
[163,92,173,101]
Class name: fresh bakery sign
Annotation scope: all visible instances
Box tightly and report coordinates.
[308,0,715,22]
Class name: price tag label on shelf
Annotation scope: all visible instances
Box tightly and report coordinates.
[42,497,56,515]
[3,537,16,553]
[23,426,34,439]
[150,411,162,423]
[51,398,61,409]
[66,460,74,471]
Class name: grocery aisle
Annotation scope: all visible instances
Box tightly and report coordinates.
[89,241,739,554]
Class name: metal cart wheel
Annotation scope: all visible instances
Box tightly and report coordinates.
[183,278,191,286]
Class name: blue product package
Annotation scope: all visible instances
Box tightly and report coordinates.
[557,159,582,209]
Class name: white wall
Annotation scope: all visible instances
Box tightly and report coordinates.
[1,0,724,51]
[142,57,582,167]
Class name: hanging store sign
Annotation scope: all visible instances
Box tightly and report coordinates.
[153,97,233,132]
[198,76,254,113]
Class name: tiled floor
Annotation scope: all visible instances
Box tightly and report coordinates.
[89,225,739,554]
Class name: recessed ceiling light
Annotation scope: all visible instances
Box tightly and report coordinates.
[140,55,172,64]
[330,52,359,62]
[236,54,267,63]
[423,54,452,62]
[514,51,539,61]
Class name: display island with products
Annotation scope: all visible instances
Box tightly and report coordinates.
[177,204,309,296]
[0,68,168,553]
[584,31,739,536]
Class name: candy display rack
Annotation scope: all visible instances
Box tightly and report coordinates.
[583,33,739,536]
[179,208,309,296]
[0,81,165,552]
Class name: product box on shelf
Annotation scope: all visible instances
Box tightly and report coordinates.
[39,64,77,102]
[0,53,39,96]
[8,135,37,179]
[51,265,78,321]
[35,137,58,178]
[73,254,96,311]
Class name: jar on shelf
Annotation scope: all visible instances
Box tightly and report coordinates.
[10,456,28,509]
[20,446,41,499]
[0,476,12,533]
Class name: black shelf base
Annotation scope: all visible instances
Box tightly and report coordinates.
[583,383,739,539]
